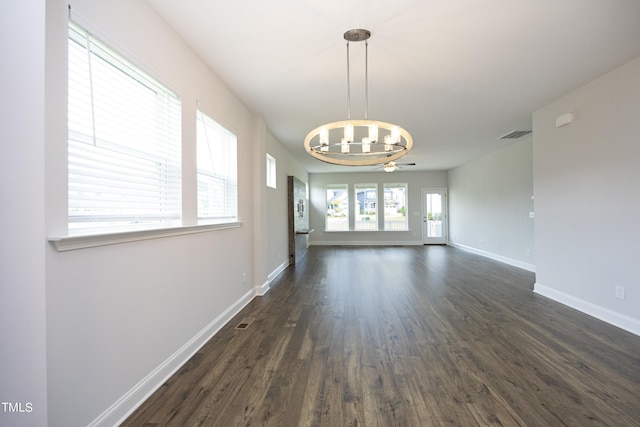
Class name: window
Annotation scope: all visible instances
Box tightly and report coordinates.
[354,184,378,231]
[326,185,349,231]
[266,153,276,188]
[67,21,181,235]
[196,109,238,223]
[384,183,408,231]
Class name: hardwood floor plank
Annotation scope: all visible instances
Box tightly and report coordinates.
[122,246,640,426]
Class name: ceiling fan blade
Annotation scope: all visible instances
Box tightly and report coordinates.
[372,161,416,171]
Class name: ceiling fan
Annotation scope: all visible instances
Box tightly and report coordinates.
[374,161,416,173]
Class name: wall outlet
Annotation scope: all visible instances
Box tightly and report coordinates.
[526,248,531,257]
[615,286,625,300]
[242,272,247,285]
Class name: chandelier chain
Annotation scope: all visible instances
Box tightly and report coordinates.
[346,38,370,120]
[365,39,368,120]
[346,41,351,120]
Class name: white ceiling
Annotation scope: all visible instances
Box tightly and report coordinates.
[147,0,640,173]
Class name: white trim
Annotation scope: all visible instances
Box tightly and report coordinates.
[268,261,289,282]
[310,241,423,246]
[255,280,271,296]
[534,283,640,337]
[421,187,448,245]
[254,261,290,296]
[48,222,243,251]
[88,288,255,427]
[448,241,536,272]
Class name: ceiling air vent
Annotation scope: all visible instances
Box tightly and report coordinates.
[498,130,532,140]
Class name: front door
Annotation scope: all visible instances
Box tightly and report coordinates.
[422,188,447,244]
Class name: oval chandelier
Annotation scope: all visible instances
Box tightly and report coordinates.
[304,29,413,166]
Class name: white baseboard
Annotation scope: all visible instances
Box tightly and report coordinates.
[268,261,289,282]
[89,288,256,427]
[448,242,536,272]
[310,240,424,246]
[534,283,640,337]
[254,261,289,296]
[255,280,271,296]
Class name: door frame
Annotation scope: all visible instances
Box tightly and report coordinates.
[421,188,448,245]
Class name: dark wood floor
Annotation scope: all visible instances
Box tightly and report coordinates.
[123,245,640,426]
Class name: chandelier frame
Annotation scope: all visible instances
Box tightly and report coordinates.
[304,119,413,166]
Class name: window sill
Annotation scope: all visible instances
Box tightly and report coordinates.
[48,222,243,252]
[324,229,410,233]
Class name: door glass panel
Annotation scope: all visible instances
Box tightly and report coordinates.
[425,193,443,238]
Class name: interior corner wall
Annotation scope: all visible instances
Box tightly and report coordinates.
[448,139,535,271]
[532,55,640,335]
[44,1,263,426]
[251,115,271,294]
[309,171,447,245]
[265,131,309,277]
[0,1,49,426]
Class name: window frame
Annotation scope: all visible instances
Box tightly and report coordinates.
[354,183,379,231]
[266,153,276,189]
[196,108,238,224]
[383,183,409,231]
[325,184,349,232]
[67,20,182,235]
[52,21,243,250]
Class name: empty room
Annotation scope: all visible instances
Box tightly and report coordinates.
[2,1,640,426]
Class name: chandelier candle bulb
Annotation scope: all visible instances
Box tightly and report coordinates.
[392,126,401,144]
[344,124,354,143]
[341,138,350,153]
[362,137,371,153]
[320,127,329,152]
[320,127,329,146]
[384,135,393,150]
[369,124,378,142]
[384,135,393,151]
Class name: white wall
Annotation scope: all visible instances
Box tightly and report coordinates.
[265,132,309,277]
[533,55,640,335]
[41,0,274,425]
[309,171,448,245]
[0,1,48,426]
[448,138,535,271]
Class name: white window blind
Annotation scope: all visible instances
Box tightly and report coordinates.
[67,21,182,235]
[196,109,238,223]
